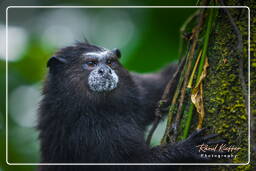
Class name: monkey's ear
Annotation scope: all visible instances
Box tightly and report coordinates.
[47,56,67,68]
[112,48,121,58]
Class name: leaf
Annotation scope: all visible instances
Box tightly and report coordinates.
[191,57,209,129]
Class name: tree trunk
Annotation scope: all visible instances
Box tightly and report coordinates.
[157,0,255,170]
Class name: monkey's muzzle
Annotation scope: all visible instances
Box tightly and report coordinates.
[88,65,119,92]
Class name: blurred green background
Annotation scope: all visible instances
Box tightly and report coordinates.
[0,0,197,170]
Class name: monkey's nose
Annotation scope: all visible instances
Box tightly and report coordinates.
[98,67,112,75]
[98,68,104,75]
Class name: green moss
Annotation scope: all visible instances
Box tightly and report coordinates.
[201,0,249,166]
[161,0,255,169]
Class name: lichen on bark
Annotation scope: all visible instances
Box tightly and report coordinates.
[203,5,249,164]
[159,0,253,169]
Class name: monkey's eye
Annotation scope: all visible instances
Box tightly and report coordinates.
[106,59,118,67]
[86,61,98,67]
[106,59,112,65]
[106,59,118,68]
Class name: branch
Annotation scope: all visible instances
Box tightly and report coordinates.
[168,8,206,142]
[145,57,186,145]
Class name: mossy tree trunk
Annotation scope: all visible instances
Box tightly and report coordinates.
[156,0,255,170]
[249,1,256,170]
[202,1,249,164]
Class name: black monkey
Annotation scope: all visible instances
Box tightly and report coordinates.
[38,42,225,171]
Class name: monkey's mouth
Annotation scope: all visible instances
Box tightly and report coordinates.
[88,69,119,92]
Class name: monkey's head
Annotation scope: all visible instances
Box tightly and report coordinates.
[84,49,120,92]
[46,42,133,100]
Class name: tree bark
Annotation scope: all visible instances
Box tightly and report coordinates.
[158,0,255,170]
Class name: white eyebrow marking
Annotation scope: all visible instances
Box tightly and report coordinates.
[84,51,111,59]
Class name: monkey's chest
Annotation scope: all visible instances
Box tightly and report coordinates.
[68,117,144,162]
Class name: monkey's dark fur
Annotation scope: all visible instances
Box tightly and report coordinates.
[38,42,225,171]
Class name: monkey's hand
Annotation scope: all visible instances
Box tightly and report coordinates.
[166,128,227,163]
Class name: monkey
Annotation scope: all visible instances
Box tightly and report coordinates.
[37,42,226,171]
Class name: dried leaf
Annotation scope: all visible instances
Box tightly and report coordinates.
[191,57,209,129]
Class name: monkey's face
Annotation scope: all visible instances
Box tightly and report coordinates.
[47,43,127,97]
[82,50,120,92]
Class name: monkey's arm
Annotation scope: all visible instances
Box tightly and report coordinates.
[131,63,178,124]
[131,63,177,94]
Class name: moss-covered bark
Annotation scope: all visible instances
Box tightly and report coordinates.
[202,2,250,170]
[203,3,248,164]
[249,1,256,170]
[203,1,256,170]
[160,0,254,170]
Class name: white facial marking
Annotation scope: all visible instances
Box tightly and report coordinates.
[85,51,111,60]
[88,66,119,92]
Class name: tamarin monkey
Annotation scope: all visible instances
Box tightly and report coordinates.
[38,42,226,171]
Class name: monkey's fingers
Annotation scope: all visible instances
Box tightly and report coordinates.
[206,139,226,145]
[202,134,219,142]
[189,128,207,139]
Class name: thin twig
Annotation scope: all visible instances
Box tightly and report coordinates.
[161,54,189,144]
[182,7,215,139]
[178,11,199,57]
[145,57,186,145]
[170,9,206,142]
[188,50,203,88]
[219,0,248,115]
